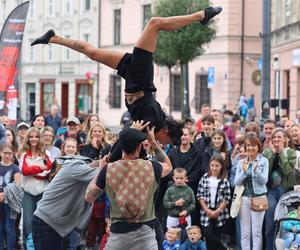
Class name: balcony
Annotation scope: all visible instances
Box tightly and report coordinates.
[271,21,300,47]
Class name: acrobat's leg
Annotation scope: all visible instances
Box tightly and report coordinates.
[52,36,124,69]
[136,6,222,53]
[31,31,124,69]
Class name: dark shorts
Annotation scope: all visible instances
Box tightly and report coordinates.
[116,47,157,93]
[116,47,166,132]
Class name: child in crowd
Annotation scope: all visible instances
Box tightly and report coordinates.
[49,138,78,180]
[197,155,231,250]
[162,227,181,250]
[0,143,21,250]
[179,226,207,250]
[283,205,300,250]
[164,168,196,228]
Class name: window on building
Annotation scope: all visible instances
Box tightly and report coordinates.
[64,35,71,61]
[41,81,54,113]
[64,0,72,15]
[76,82,92,115]
[26,83,35,120]
[275,0,282,29]
[29,39,34,62]
[29,0,35,19]
[142,4,152,29]
[82,34,90,60]
[170,74,182,112]
[83,0,91,11]
[109,75,121,108]
[285,0,292,24]
[195,74,211,113]
[47,45,53,61]
[48,0,55,17]
[114,9,121,45]
[83,33,89,42]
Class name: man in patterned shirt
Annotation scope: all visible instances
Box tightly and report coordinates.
[85,126,172,250]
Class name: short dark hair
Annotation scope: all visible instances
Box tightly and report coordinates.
[202,115,214,124]
[165,117,183,146]
[232,114,241,123]
[224,110,233,116]
[201,103,210,109]
[173,167,187,176]
[263,119,275,126]
[212,109,221,113]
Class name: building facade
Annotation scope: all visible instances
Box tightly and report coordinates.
[98,0,262,125]
[270,0,300,121]
[1,0,99,122]
[0,0,263,127]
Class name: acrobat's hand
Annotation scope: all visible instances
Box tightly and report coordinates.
[99,155,108,169]
[146,126,159,149]
[130,120,150,131]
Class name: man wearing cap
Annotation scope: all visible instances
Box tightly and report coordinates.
[54,116,85,149]
[16,122,29,149]
[85,125,172,250]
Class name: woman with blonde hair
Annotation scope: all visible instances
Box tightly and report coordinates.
[80,122,111,160]
[82,114,101,135]
[18,127,53,247]
[262,127,297,250]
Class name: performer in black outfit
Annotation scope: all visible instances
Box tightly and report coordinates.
[31,6,222,145]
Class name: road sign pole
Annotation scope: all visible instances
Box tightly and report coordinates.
[261,0,271,119]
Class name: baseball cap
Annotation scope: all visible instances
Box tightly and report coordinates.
[119,128,147,154]
[17,122,30,130]
[66,117,80,125]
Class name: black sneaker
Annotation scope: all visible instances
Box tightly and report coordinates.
[200,6,222,25]
[31,29,55,46]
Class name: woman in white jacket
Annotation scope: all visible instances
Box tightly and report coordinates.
[18,127,53,248]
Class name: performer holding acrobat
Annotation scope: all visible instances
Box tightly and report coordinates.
[31,6,222,145]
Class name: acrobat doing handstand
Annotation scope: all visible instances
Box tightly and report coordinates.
[31,6,222,145]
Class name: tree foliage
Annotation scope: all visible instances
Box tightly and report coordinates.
[153,0,216,66]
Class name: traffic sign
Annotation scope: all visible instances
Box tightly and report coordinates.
[208,67,215,88]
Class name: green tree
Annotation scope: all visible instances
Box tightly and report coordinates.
[153,0,216,117]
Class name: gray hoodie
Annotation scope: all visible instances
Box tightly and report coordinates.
[34,155,97,237]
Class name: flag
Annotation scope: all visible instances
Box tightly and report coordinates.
[0,1,29,91]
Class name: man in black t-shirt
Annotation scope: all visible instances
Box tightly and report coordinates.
[31,6,222,146]
[85,126,172,250]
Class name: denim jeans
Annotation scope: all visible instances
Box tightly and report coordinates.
[240,196,265,250]
[32,215,64,250]
[66,230,80,250]
[0,204,15,250]
[22,191,43,248]
[265,185,284,250]
[105,225,158,250]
